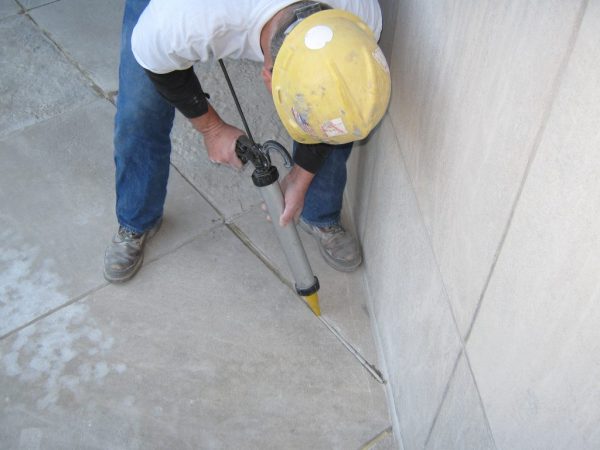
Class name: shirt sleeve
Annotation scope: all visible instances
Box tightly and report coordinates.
[293,142,334,174]
[131,1,204,74]
[145,68,209,119]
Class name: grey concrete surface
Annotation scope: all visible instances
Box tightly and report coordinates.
[426,354,494,450]
[0,14,97,137]
[1,1,392,448]
[468,2,600,448]
[29,0,124,94]
[0,99,221,337]
[387,0,584,337]
[19,0,56,10]
[357,117,462,450]
[1,228,389,449]
[0,0,19,18]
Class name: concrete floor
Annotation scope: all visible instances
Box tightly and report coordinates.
[0,1,394,448]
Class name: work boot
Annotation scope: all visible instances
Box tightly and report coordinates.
[103,219,162,283]
[298,219,362,272]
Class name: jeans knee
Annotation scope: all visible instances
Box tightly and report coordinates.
[115,96,174,145]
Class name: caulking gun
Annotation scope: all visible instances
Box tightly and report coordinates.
[219,59,321,316]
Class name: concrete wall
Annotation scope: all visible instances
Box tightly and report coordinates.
[347,0,600,448]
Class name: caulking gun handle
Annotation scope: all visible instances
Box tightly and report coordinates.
[234,135,252,165]
[263,140,293,168]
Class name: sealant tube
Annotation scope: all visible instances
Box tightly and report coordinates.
[257,174,320,315]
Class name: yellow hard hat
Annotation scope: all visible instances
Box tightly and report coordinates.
[271,9,391,145]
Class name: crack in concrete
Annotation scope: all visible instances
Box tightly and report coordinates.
[0,221,224,343]
[171,162,389,385]
[20,8,115,107]
[0,282,110,342]
[318,316,385,384]
[227,221,387,385]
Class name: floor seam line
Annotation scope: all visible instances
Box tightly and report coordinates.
[0,97,102,142]
[171,159,385,383]
[142,221,226,268]
[0,282,110,342]
[227,222,387,384]
[22,9,115,105]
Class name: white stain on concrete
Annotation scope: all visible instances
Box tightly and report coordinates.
[2,303,127,410]
[0,220,68,336]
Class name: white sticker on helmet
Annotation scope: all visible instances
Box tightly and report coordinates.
[305,25,333,50]
[321,118,348,137]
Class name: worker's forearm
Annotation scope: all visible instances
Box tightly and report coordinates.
[188,105,223,135]
[145,68,334,175]
[287,164,315,191]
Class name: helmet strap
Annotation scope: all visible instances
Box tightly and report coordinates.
[284,2,329,35]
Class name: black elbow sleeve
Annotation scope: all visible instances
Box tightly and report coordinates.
[145,67,209,118]
[293,143,333,174]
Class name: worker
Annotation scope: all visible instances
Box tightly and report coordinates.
[104,0,390,283]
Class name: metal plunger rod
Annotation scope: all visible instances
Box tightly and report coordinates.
[218,59,255,145]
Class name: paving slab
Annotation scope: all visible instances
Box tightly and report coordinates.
[468,3,600,448]
[232,205,380,368]
[361,117,462,449]
[426,354,494,450]
[0,14,97,137]
[0,99,221,337]
[29,0,124,94]
[1,227,389,449]
[171,59,292,219]
[0,0,19,18]
[388,0,584,338]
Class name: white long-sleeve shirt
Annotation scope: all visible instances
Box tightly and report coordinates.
[132,0,382,73]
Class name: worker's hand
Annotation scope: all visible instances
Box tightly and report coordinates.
[278,165,315,227]
[189,105,245,169]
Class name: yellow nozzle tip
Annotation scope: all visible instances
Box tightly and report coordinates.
[304,293,321,316]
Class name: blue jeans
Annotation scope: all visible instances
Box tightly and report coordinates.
[114,0,351,233]
[114,0,174,234]
[295,141,352,228]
